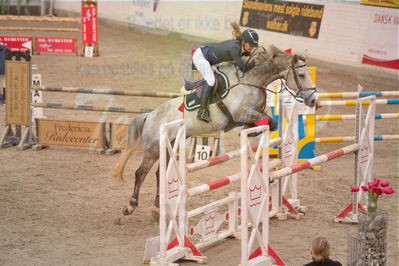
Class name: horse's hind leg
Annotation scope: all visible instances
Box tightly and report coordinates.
[123,151,158,216]
[154,165,160,208]
[150,166,161,222]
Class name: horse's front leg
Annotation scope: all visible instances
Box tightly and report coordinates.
[236,109,277,131]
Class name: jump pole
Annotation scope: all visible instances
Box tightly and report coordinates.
[0,26,80,32]
[271,144,359,179]
[297,99,397,161]
[187,159,282,197]
[317,98,399,106]
[186,137,282,173]
[318,91,399,98]
[316,113,399,120]
[33,86,182,98]
[0,16,81,23]
[316,135,399,143]
[31,102,152,114]
[273,96,376,223]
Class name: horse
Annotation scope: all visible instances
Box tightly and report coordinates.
[112,45,318,216]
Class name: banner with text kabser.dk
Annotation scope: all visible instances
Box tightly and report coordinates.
[240,0,324,39]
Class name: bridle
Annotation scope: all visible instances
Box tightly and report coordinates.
[231,48,317,105]
[280,62,317,104]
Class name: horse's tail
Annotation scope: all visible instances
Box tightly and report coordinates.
[112,113,148,182]
[230,21,241,40]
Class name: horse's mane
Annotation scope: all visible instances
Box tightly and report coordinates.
[253,45,306,65]
[269,45,287,57]
[268,45,305,61]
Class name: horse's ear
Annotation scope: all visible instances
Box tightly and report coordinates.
[291,54,299,64]
[301,49,308,59]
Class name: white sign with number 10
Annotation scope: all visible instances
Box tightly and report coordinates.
[194,144,211,162]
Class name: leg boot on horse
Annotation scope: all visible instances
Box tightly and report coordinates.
[197,84,213,123]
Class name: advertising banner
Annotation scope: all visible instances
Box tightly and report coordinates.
[0,36,32,52]
[128,0,157,29]
[362,10,399,69]
[35,37,77,54]
[361,0,399,8]
[240,0,324,39]
[5,60,31,126]
[82,6,98,44]
[38,120,105,148]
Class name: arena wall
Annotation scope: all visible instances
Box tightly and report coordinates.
[53,0,397,74]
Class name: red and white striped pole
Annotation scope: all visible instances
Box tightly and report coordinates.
[271,144,359,180]
[188,159,281,197]
[186,137,281,173]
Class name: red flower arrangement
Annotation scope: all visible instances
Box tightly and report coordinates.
[351,178,394,213]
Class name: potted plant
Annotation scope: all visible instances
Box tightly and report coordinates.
[348,178,394,266]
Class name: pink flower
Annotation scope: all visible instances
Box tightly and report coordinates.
[351,186,360,192]
[382,187,395,195]
[372,187,378,194]
[376,188,383,196]
[373,178,380,187]
[361,186,369,192]
[368,182,374,189]
[380,180,390,187]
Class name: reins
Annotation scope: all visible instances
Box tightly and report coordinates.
[231,46,275,93]
[223,47,317,116]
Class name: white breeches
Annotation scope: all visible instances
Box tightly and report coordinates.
[192,48,215,86]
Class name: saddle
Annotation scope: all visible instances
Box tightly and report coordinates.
[183,69,230,111]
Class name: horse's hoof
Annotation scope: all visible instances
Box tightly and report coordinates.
[151,207,160,223]
[123,205,135,216]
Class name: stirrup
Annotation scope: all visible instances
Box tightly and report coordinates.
[197,108,211,123]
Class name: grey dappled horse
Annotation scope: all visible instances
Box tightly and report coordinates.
[112,45,317,216]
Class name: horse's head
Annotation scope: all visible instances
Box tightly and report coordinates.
[285,54,318,107]
[252,46,318,108]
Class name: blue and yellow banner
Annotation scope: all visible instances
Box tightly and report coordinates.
[361,0,399,9]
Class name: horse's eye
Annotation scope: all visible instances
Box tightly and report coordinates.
[297,69,306,77]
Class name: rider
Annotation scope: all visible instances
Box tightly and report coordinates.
[192,25,259,123]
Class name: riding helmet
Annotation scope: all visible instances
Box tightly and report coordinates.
[241,29,259,47]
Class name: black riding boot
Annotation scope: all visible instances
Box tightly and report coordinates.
[197,84,213,123]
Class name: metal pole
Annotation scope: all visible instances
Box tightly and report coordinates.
[49,0,54,16]
[41,0,45,16]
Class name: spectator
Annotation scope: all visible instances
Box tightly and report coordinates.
[304,237,342,266]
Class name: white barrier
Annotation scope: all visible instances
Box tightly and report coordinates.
[239,97,375,265]
[148,92,304,265]
[149,96,375,265]
[150,120,285,265]
[240,125,273,265]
